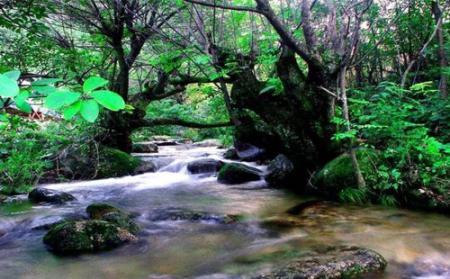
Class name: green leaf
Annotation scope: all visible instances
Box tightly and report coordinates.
[0,75,19,97]
[90,90,125,111]
[3,70,21,81]
[14,91,32,113]
[0,114,8,122]
[32,78,63,86]
[63,101,81,120]
[44,90,81,110]
[83,77,109,92]
[33,85,57,95]
[80,100,99,122]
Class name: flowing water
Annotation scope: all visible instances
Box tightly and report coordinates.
[0,144,449,279]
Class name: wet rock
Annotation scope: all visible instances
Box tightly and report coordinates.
[134,161,157,174]
[187,158,224,174]
[234,141,266,162]
[0,194,7,204]
[406,188,450,215]
[43,220,137,255]
[147,207,239,224]
[285,200,323,215]
[218,163,262,184]
[223,148,238,160]
[86,203,140,234]
[28,188,75,204]
[86,203,121,219]
[265,154,294,187]
[252,246,387,279]
[132,142,159,153]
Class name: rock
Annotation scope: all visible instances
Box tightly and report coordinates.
[132,142,159,153]
[43,220,137,255]
[252,246,387,279]
[218,163,262,184]
[0,194,7,204]
[234,141,266,162]
[28,188,75,204]
[265,154,294,187]
[86,203,140,234]
[57,146,142,180]
[86,203,121,219]
[312,148,378,197]
[192,139,222,148]
[187,159,224,174]
[147,207,239,224]
[223,148,238,160]
[96,147,142,178]
[406,187,450,215]
[134,161,157,174]
[101,212,140,234]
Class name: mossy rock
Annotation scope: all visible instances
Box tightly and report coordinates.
[97,147,141,178]
[218,163,262,184]
[312,149,379,197]
[86,203,121,219]
[253,246,387,279]
[43,220,137,255]
[86,203,140,234]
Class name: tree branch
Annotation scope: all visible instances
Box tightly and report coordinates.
[183,0,261,13]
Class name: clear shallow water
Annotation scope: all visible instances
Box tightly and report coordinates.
[0,144,449,279]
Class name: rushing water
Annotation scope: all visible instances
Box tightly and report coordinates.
[0,144,449,279]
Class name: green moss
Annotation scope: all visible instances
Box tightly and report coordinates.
[218,163,261,184]
[97,147,141,178]
[313,149,379,197]
[86,203,120,219]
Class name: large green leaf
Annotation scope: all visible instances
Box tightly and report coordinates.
[33,85,57,95]
[14,91,32,113]
[0,75,19,98]
[90,90,125,111]
[3,70,21,81]
[44,90,81,110]
[63,101,82,120]
[80,100,99,122]
[83,77,109,93]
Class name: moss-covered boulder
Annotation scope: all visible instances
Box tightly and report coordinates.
[253,246,387,279]
[86,203,121,219]
[218,163,262,184]
[43,220,137,255]
[312,149,378,197]
[132,142,158,153]
[86,203,139,233]
[28,188,75,204]
[96,147,141,178]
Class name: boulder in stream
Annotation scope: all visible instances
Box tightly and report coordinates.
[43,220,137,254]
[87,203,140,234]
[28,188,75,204]
[265,154,294,187]
[187,158,224,174]
[223,148,238,160]
[218,163,262,184]
[252,246,387,279]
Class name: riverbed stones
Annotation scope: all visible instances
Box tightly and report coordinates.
[43,220,137,254]
[132,142,159,153]
[218,163,262,184]
[252,246,387,279]
[28,188,75,204]
[265,154,294,187]
[187,158,224,174]
[147,207,239,224]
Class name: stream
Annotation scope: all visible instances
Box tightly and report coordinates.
[0,143,449,279]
